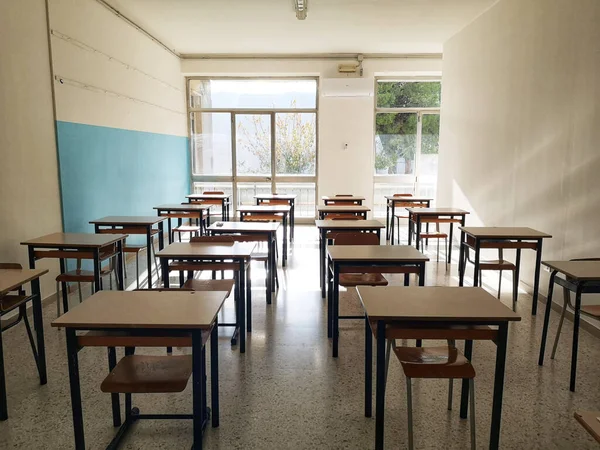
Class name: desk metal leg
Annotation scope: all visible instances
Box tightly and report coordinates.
[365,316,373,418]
[320,229,326,298]
[327,256,333,338]
[332,264,340,358]
[107,347,121,427]
[60,258,69,313]
[291,201,295,241]
[210,322,219,427]
[146,227,153,287]
[490,322,509,449]
[0,325,6,420]
[458,233,466,286]
[570,285,583,392]
[531,240,543,316]
[270,234,276,294]
[460,340,473,419]
[538,271,557,366]
[167,218,173,244]
[386,202,391,241]
[283,214,288,267]
[375,320,386,450]
[246,263,252,333]
[239,261,246,354]
[66,329,85,449]
[448,222,454,265]
[31,278,47,384]
[390,203,395,243]
[192,330,205,450]
[473,240,481,287]
[514,248,522,303]
[161,258,170,288]
[116,239,125,290]
[93,249,101,293]
[415,218,422,250]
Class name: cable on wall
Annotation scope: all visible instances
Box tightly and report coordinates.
[54,75,186,116]
[51,30,183,93]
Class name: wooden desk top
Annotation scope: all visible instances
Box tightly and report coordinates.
[208,221,280,232]
[357,286,521,322]
[315,220,385,230]
[406,207,469,215]
[156,242,256,259]
[254,194,297,200]
[238,205,291,213]
[574,411,600,444]
[0,269,49,295]
[385,196,432,202]
[21,232,128,248]
[51,290,228,329]
[317,205,371,212]
[154,204,211,212]
[460,227,552,239]
[542,261,600,281]
[90,216,166,226]
[322,196,365,201]
[328,245,429,262]
[187,194,230,200]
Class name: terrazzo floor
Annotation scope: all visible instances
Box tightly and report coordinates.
[1,225,600,449]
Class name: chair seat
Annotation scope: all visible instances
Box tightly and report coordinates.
[323,214,363,220]
[582,305,600,317]
[0,295,31,313]
[169,261,239,272]
[419,232,448,239]
[124,245,145,254]
[479,260,516,271]
[183,279,234,296]
[173,225,201,232]
[100,355,192,394]
[56,268,112,283]
[243,214,281,222]
[339,273,388,287]
[394,346,476,379]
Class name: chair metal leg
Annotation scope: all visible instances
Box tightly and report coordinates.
[406,377,414,450]
[469,378,476,450]
[497,270,503,299]
[55,281,60,318]
[384,339,394,388]
[551,287,570,359]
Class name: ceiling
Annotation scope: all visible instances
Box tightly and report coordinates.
[103,0,497,55]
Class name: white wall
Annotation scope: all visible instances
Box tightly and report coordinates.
[49,0,186,135]
[181,57,443,212]
[438,0,600,296]
[0,0,63,295]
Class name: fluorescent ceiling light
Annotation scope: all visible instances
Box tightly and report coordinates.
[294,0,308,20]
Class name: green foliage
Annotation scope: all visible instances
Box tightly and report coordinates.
[238,105,316,175]
[375,82,441,175]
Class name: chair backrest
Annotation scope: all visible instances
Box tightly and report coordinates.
[203,191,224,195]
[134,288,194,291]
[265,199,289,205]
[393,193,413,197]
[332,232,380,246]
[335,194,353,197]
[190,235,237,243]
[0,263,23,270]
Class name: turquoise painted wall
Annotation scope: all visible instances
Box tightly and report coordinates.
[56,121,190,242]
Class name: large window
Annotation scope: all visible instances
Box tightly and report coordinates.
[188,78,318,218]
[373,80,441,216]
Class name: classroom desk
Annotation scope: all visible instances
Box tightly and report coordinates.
[317,205,370,220]
[254,194,296,241]
[459,227,552,316]
[187,194,231,221]
[90,216,166,288]
[208,221,279,305]
[21,233,127,295]
[154,204,212,243]
[0,268,48,421]
[315,220,385,298]
[157,242,255,353]
[384,196,432,243]
[52,290,228,450]
[406,208,469,264]
[574,411,600,444]
[326,245,428,357]
[357,286,521,450]
[322,195,365,205]
[238,205,290,267]
[538,260,600,392]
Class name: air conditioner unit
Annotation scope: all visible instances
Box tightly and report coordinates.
[320,78,374,98]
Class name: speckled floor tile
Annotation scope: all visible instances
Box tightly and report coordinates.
[1,225,599,449]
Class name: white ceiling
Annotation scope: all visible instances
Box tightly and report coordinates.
[104,0,497,55]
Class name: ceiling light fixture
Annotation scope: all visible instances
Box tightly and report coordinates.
[294,0,308,20]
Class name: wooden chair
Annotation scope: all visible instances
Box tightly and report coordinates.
[392,342,476,450]
[0,263,39,372]
[419,221,448,267]
[55,248,117,317]
[465,243,518,311]
[330,232,388,288]
[550,257,600,359]
[392,193,413,244]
